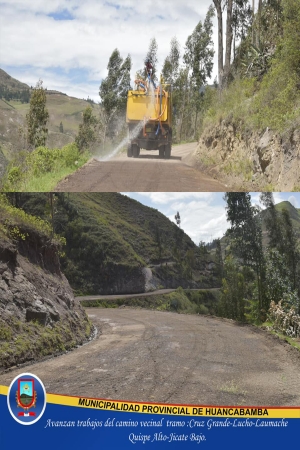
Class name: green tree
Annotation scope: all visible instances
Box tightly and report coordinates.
[259,192,282,248]
[199,240,208,255]
[75,106,98,151]
[26,80,49,148]
[99,49,132,142]
[260,194,300,311]
[213,0,238,88]
[173,213,183,266]
[162,37,180,85]
[215,238,224,283]
[154,225,163,262]
[224,192,266,314]
[183,5,215,136]
[185,248,196,279]
[280,207,299,293]
[175,211,181,227]
[219,255,246,321]
[184,5,215,87]
[265,248,295,305]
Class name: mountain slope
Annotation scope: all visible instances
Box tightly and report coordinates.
[0,68,30,92]
[12,192,218,294]
[0,68,99,159]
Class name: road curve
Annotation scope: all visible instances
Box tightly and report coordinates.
[54,143,225,192]
[76,289,176,302]
[75,288,221,302]
[1,309,299,406]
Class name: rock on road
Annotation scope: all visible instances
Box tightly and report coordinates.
[55,143,225,192]
[1,309,300,406]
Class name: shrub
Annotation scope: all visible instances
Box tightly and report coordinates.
[29,146,61,175]
[1,142,87,192]
[62,143,80,167]
[7,166,23,185]
[268,300,300,338]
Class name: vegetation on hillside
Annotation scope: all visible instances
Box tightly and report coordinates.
[81,287,220,316]
[219,193,300,342]
[2,143,89,192]
[0,193,65,247]
[5,192,219,295]
[0,79,96,191]
[0,315,91,370]
[0,71,100,189]
[204,0,300,134]
[0,68,30,103]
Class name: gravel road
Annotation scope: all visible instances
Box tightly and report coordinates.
[1,308,300,406]
[54,143,225,192]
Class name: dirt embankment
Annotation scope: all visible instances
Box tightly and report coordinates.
[193,122,300,190]
[0,227,91,371]
[1,308,300,406]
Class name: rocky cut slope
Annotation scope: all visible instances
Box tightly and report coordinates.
[194,120,300,191]
[0,196,91,371]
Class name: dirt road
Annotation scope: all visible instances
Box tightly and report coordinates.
[1,309,300,406]
[55,143,225,192]
[76,289,176,301]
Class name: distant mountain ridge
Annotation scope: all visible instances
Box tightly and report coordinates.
[0,68,30,91]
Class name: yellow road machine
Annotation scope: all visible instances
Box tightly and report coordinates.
[126,79,172,158]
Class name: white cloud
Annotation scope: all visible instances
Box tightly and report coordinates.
[167,202,227,244]
[124,192,227,244]
[136,192,214,205]
[0,0,217,100]
[124,192,300,246]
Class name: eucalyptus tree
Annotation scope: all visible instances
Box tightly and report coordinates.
[182,5,215,137]
[99,49,132,142]
[224,192,266,313]
[162,37,180,85]
[26,80,49,148]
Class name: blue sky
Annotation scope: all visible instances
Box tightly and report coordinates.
[123,192,300,244]
[0,0,218,100]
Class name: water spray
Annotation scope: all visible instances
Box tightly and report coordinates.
[95,120,146,162]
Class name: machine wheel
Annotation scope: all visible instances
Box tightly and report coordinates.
[164,144,171,159]
[132,144,139,158]
[127,145,133,157]
[159,147,165,158]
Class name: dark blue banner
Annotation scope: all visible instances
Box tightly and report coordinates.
[0,394,299,450]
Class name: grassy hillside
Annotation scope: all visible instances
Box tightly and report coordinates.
[204,1,300,134]
[0,68,30,92]
[0,68,99,160]
[193,1,300,191]
[10,192,218,294]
